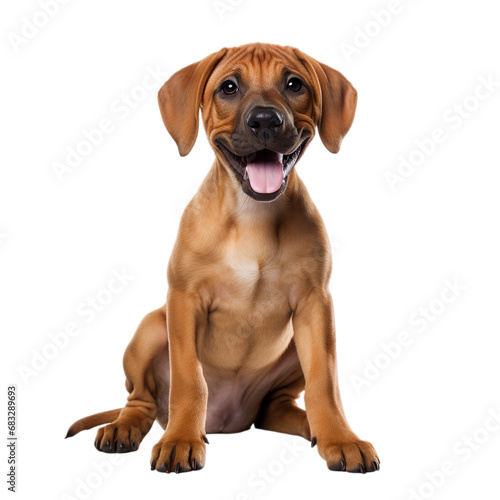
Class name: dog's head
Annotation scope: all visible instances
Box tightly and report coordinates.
[158,43,357,202]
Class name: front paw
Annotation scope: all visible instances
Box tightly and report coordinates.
[315,435,380,473]
[150,433,207,474]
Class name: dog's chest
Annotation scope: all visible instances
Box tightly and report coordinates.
[208,234,292,325]
[224,244,264,290]
[220,235,281,294]
[204,245,294,371]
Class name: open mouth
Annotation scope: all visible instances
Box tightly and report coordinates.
[217,140,307,201]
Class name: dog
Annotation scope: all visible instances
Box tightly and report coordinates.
[66,43,380,474]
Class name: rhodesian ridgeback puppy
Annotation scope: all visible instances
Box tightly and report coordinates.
[67,43,380,474]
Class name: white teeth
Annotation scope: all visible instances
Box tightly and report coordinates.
[244,167,248,180]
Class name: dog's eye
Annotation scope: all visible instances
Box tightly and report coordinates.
[286,78,303,92]
[221,80,239,95]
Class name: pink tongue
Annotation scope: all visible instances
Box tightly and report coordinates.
[246,151,284,194]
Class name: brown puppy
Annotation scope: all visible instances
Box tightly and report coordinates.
[67,43,379,474]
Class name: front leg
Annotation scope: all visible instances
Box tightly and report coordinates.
[293,289,380,473]
[150,289,208,473]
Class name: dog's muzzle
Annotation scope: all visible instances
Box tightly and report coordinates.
[218,139,307,202]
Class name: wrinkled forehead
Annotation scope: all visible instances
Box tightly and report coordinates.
[207,44,312,89]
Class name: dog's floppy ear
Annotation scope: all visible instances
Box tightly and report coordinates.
[158,48,227,156]
[294,49,357,154]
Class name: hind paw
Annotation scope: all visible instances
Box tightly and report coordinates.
[94,421,143,453]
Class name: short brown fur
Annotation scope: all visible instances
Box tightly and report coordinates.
[67,43,379,474]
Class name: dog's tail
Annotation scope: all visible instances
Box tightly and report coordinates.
[65,408,122,438]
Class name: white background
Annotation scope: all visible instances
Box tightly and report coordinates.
[1,0,500,499]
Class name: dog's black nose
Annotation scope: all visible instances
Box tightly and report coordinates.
[246,108,284,141]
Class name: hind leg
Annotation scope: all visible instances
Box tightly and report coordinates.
[255,367,310,441]
[96,305,168,453]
